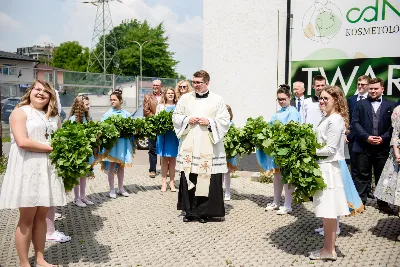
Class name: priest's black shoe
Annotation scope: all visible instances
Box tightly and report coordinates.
[199,217,208,224]
[367,192,375,199]
[378,202,393,215]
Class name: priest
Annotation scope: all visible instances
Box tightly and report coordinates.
[173,70,230,223]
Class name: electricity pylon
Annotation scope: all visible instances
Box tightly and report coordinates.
[84,0,120,75]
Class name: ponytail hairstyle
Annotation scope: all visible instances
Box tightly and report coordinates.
[110,90,123,103]
[276,84,291,98]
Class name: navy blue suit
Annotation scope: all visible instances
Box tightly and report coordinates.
[351,97,397,204]
[346,95,362,186]
[347,95,358,142]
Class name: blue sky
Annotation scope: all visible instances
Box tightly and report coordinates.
[0,0,203,77]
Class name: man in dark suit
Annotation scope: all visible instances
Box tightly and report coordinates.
[347,75,372,196]
[352,78,397,213]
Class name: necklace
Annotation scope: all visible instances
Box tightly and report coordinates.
[30,105,51,139]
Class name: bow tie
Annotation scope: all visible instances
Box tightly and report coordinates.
[368,97,381,102]
[195,91,209,98]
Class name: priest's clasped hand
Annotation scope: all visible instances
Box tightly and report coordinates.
[198,117,210,126]
[189,117,210,126]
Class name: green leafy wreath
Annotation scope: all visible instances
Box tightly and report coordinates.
[50,110,326,202]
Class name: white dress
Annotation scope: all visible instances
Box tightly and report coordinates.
[313,113,350,218]
[0,105,67,209]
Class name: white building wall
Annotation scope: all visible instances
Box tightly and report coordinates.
[0,59,36,84]
[203,0,288,126]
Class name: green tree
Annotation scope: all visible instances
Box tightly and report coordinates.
[51,41,89,72]
[92,19,179,78]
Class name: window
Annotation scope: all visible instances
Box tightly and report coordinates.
[0,64,17,76]
[44,72,53,82]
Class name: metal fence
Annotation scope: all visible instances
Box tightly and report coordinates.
[0,68,183,123]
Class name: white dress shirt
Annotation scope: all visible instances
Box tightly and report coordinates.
[371,96,383,113]
[295,95,305,123]
[304,97,323,131]
[357,92,368,102]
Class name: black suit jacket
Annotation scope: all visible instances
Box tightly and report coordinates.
[351,98,397,153]
[347,95,358,141]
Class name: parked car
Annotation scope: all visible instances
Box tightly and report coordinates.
[1,97,21,123]
[60,109,66,122]
[131,105,149,150]
[1,97,67,123]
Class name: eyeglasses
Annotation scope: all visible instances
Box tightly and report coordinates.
[357,83,368,87]
[277,98,288,101]
[318,97,331,102]
[192,81,205,85]
[153,84,161,87]
[33,87,50,96]
[179,86,188,89]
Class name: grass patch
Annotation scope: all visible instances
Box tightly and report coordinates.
[0,153,8,174]
[2,136,10,143]
[258,172,273,184]
[231,172,239,178]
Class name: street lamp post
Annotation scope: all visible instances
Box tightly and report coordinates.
[130,40,151,89]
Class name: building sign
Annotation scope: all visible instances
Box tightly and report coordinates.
[291,0,400,99]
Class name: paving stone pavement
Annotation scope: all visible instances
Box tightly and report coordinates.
[0,165,400,267]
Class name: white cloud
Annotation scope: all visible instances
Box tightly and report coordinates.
[0,12,23,32]
[33,35,57,47]
[60,0,202,77]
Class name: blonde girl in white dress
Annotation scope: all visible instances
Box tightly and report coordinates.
[309,85,350,261]
[0,80,67,267]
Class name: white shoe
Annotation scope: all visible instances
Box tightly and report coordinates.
[46,230,71,243]
[265,203,279,211]
[276,207,292,215]
[54,212,62,221]
[81,197,94,205]
[315,227,324,233]
[224,195,231,201]
[319,229,341,236]
[109,190,117,199]
[74,199,87,207]
[117,189,129,197]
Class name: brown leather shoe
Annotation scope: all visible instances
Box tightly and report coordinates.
[149,171,156,178]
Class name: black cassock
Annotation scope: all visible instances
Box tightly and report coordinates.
[177,172,225,218]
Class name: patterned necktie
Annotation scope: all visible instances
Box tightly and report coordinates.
[297,98,301,112]
[359,95,364,101]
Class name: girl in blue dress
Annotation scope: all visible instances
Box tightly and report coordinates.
[259,85,301,215]
[69,95,96,207]
[156,87,179,192]
[224,105,237,201]
[100,91,134,199]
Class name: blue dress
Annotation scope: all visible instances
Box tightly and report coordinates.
[226,121,238,171]
[156,105,179,157]
[338,160,364,215]
[256,106,301,175]
[69,115,96,174]
[100,108,135,172]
